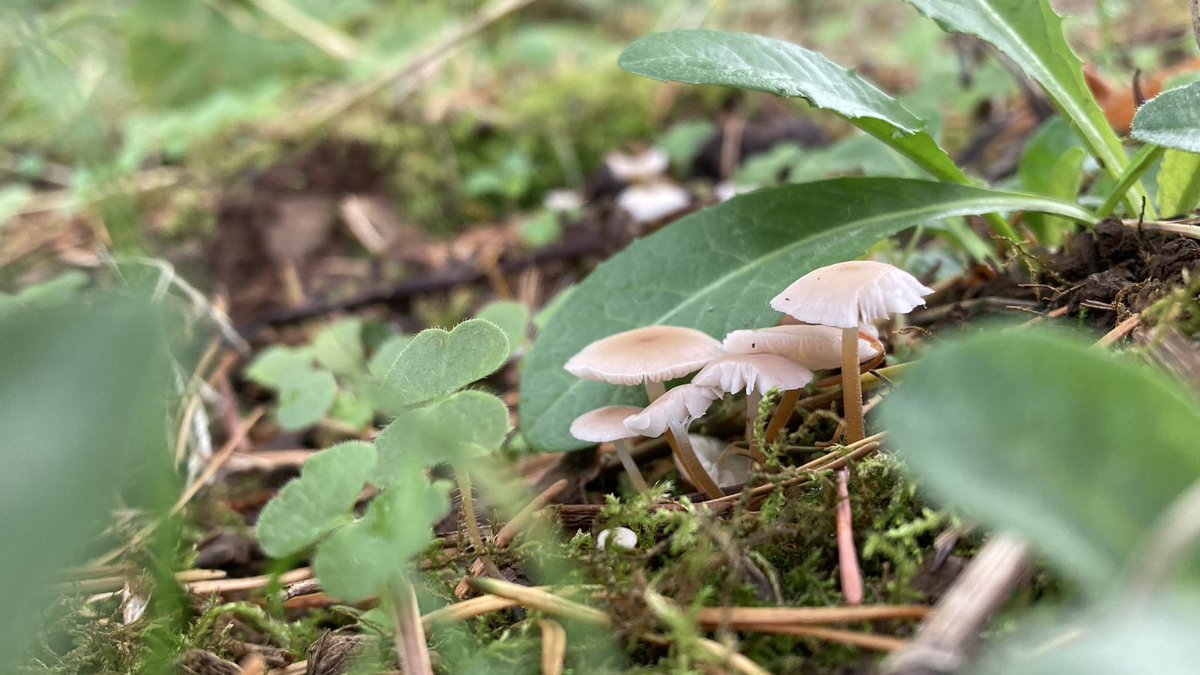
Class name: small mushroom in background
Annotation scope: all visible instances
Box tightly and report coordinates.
[623,383,724,498]
[606,147,692,226]
[691,353,813,462]
[770,259,933,606]
[570,405,650,494]
[596,526,638,551]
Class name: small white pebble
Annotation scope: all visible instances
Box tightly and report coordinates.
[596,527,638,551]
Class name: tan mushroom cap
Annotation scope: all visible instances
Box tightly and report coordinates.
[723,325,880,370]
[570,405,645,443]
[770,261,933,329]
[565,326,725,386]
[692,354,813,396]
[623,384,721,438]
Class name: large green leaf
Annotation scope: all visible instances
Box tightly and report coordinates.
[0,298,173,664]
[255,441,376,558]
[975,598,1200,674]
[1133,82,1200,154]
[618,30,967,184]
[881,330,1200,594]
[904,0,1146,212]
[520,178,1096,452]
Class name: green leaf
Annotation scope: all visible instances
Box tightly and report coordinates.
[0,298,173,663]
[519,177,1097,452]
[976,598,1200,674]
[381,319,510,408]
[312,317,365,376]
[367,334,413,380]
[314,470,451,603]
[1132,82,1200,153]
[246,346,315,390]
[329,391,374,429]
[276,369,338,430]
[375,390,510,483]
[1035,146,1088,246]
[880,329,1200,594]
[903,0,1146,213]
[476,301,531,354]
[256,442,377,558]
[1156,150,1200,217]
[619,30,967,185]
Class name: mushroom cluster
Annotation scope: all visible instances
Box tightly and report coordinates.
[564,259,932,601]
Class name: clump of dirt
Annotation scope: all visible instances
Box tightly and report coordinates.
[1049,220,1200,329]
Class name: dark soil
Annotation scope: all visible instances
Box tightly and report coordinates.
[1050,219,1200,329]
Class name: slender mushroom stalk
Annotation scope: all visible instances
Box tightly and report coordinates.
[665,420,722,498]
[624,383,723,499]
[571,406,651,494]
[692,353,813,464]
[770,260,933,606]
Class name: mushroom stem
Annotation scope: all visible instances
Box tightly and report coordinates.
[455,466,504,580]
[840,328,866,443]
[837,326,866,606]
[613,439,650,493]
[644,380,667,402]
[745,391,764,462]
[665,420,724,499]
[764,389,801,444]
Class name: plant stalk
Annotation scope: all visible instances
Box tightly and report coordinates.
[666,420,724,499]
[454,466,505,579]
[1097,144,1164,219]
[390,580,434,675]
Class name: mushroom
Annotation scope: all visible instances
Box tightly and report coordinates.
[770,260,932,605]
[564,326,725,498]
[723,324,885,443]
[692,353,813,461]
[770,261,931,443]
[723,324,881,370]
[623,383,724,498]
[605,148,670,183]
[570,405,650,494]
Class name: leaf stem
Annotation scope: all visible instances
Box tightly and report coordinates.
[390,581,434,675]
[1097,144,1164,219]
[455,466,505,579]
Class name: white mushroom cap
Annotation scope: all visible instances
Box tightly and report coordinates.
[570,406,644,443]
[770,261,934,329]
[723,325,880,370]
[597,526,638,551]
[616,182,691,224]
[623,384,721,437]
[692,353,813,396]
[565,326,724,386]
[605,148,670,183]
